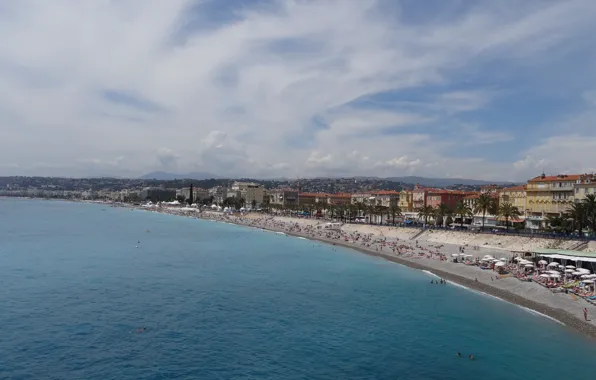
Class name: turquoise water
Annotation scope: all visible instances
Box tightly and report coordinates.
[1,199,595,379]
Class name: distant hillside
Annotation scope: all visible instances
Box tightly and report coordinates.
[385,176,518,187]
[139,171,220,180]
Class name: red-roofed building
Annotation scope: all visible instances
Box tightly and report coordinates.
[526,173,580,228]
[425,190,466,209]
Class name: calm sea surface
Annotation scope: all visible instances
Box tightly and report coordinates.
[1,198,596,379]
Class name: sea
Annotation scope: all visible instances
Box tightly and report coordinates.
[1,198,596,380]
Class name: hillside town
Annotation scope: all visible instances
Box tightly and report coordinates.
[2,173,596,236]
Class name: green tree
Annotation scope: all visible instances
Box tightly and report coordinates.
[474,194,496,231]
[434,203,453,227]
[584,194,596,234]
[376,205,388,225]
[454,201,473,228]
[497,202,522,232]
[417,205,434,225]
[389,204,402,226]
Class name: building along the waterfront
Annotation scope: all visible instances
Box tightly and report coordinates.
[526,174,580,229]
[574,174,596,203]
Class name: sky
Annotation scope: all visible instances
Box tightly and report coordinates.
[1,0,596,181]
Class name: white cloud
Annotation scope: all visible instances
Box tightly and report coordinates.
[0,0,595,179]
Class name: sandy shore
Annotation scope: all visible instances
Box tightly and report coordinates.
[138,206,596,339]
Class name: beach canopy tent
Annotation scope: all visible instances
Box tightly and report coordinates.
[535,248,596,263]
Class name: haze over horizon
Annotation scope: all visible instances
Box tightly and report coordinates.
[1,0,596,180]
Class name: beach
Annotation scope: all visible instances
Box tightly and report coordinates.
[136,205,596,338]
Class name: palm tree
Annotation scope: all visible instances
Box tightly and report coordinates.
[389,204,402,226]
[454,201,473,228]
[497,202,522,232]
[376,205,388,225]
[474,194,495,231]
[417,205,434,225]
[584,194,596,234]
[565,202,586,233]
[366,204,377,225]
[434,203,453,227]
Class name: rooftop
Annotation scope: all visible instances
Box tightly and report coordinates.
[528,174,581,183]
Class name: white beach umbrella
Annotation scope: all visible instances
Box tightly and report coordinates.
[547,270,560,275]
[572,271,584,276]
[538,260,548,265]
[547,262,559,267]
[524,264,534,268]
[565,269,575,273]
[494,262,505,267]
[550,273,561,278]
[566,265,576,269]
[539,274,550,278]
[483,255,494,260]
[499,257,508,262]
[583,280,595,284]
[451,254,460,257]
[577,268,590,273]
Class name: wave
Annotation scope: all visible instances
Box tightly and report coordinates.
[275,232,286,235]
[421,270,441,279]
[297,237,307,240]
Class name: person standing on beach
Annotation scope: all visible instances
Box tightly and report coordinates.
[584,308,589,321]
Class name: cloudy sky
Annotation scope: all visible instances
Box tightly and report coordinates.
[1,0,595,180]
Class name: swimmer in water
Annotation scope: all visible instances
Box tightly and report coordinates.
[469,354,475,360]
[136,327,147,333]
[457,352,461,357]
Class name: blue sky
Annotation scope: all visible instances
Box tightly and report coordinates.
[0,0,595,180]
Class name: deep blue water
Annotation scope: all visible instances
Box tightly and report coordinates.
[1,199,596,380]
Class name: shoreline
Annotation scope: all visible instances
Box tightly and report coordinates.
[15,198,596,340]
[198,215,596,339]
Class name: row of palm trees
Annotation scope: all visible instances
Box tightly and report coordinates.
[264,193,596,234]
[267,201,404,226]
[415,193,522,231]
[546,194,596,234]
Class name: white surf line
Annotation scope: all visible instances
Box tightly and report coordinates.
[421,269,565,326]
[297,237,307,240]
[275,232,287,235]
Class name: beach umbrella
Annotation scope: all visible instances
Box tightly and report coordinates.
[547,262,559,267]
[494,262,505,267]
[547,270,560,275]
[539,274,550,278]
[499,257,508,262]
[583,280,595,284]
[524,264,534,268]
[451,254,460,257]
[565,269,575,273]
[550,273,561,278]
[538,260,548,265]
[572,271,584,276]
[566,265,575,269]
